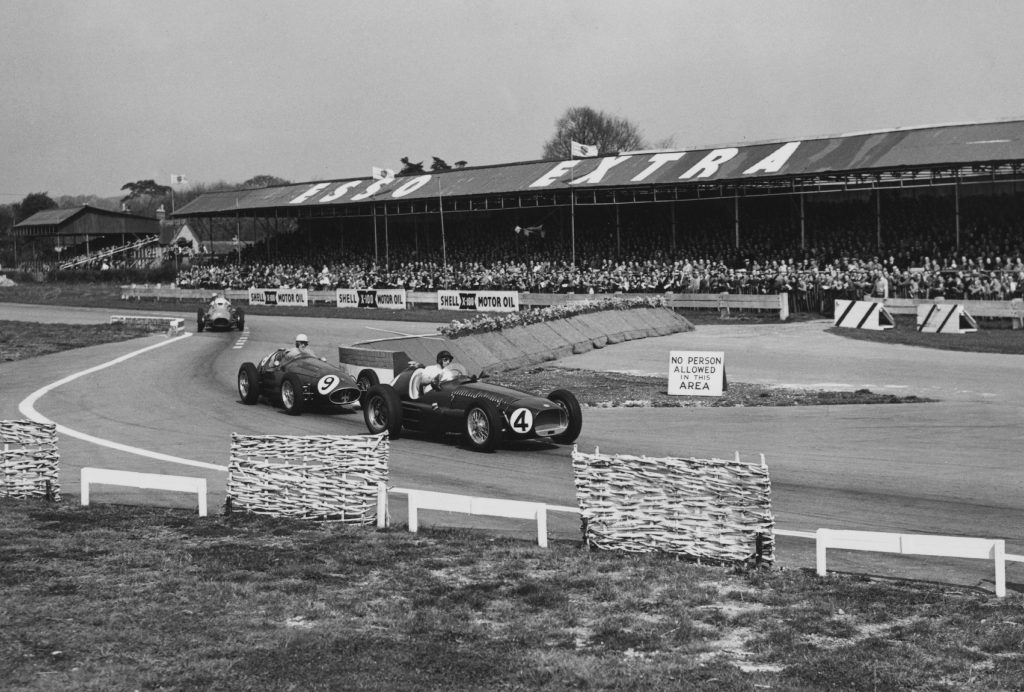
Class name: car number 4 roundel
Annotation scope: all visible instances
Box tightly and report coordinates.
[317,375,338,395]
[509,408,534,434]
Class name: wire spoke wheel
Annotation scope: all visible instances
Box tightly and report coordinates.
[466,408,491,445]
[368,397,388,430]
[281,380,296,409]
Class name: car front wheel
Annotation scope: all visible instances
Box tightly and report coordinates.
[548,389,583,444]
[280,373,305,415]
[237,363,260,404]
[363,384,402,438]
[356,370,380,407]
[464,398,503,452]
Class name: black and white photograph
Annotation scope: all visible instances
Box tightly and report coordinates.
[2,2,1023,689]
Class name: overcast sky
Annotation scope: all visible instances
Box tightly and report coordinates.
[3,1,1024,200]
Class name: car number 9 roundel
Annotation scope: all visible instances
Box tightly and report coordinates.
[509,408,534,434]
[317,375,338,395]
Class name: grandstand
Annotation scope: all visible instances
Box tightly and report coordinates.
[11,205,162,271]
[163,119,1024,313]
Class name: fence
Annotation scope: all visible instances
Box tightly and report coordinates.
[571,448,774,564]
[814,529,1024,598]
[80,467,207,516]
[0,420,60,501]
[226,433,389,522]
[119,285,791,318]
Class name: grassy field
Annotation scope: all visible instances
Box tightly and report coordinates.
[2,281,1023,690]
[3,500,1023,691]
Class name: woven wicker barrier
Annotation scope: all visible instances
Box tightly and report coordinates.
[0,420,61,501]
[571,447,774,564]
[227,433,389,522]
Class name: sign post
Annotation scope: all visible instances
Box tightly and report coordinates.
[668,351,726,396]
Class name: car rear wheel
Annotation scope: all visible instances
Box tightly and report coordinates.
[237,362,260,404]
[464,398,503,452]
[363,384,402,438]
[548,389,583,444]
[236,308,245,331]
[356,370,380,406]
[280,373,305,415]
[196,309,205,332]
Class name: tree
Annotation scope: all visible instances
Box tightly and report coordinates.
[430,157,451,172]
[0,204,13,267]
[13,192,57,223]
[241,175,290,189]
[120,180,171,217]
[541,106,653,159]
[398,157,425,176]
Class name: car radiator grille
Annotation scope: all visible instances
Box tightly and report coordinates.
[329,388,361,405]
[533,408,568,436]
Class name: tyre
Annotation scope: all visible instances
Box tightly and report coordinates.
[196,309,205,332]
[235,308,245,331]
[363,384,402,438]
[356,369,380,406]
[548,389,583,444]
[279,373,305,415]
[463,398,503,452]
[237,362,260,404]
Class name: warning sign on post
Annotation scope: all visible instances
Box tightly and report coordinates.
[668,351,725,396]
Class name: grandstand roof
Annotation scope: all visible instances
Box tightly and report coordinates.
[173,118,1024,219]
[13,205,160,237]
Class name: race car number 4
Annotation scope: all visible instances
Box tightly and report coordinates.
[509,408,534,433]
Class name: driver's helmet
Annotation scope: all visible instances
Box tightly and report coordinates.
[436,350,453,366]
[295,333,309,348]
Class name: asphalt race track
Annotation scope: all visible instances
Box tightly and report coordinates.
[3,302,1023,594]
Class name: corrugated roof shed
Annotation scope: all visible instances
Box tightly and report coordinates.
[13,205,160,237]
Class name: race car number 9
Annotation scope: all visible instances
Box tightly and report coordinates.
[509,408,533,433]
[317,375,337,394]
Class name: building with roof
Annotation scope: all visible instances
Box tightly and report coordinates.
[13,205,161,269]
[169,118,1024,267]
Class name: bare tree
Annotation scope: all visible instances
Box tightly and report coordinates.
[541,106,654,159]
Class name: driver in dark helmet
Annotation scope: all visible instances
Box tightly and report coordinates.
[407,350,463,394]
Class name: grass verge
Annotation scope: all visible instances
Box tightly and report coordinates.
[2,499,1022,691]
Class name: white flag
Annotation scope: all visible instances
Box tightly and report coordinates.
[571,141,598,158]
[372,166,396,180]
[170,174,188,185]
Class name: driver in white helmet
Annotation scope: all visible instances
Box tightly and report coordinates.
[286,333,319,359]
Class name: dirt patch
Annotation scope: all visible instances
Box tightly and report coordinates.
[489,365,931,407]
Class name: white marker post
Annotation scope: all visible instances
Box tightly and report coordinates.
[668,351,725,396]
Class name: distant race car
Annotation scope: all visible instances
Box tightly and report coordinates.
[197,296,245,332]
[361,362,583,452]
[237,348,362,415]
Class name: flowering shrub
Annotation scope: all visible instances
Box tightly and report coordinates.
[438,295,668,338]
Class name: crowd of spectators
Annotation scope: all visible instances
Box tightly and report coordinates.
[174,194,1024,313]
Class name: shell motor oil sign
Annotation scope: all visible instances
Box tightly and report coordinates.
[668,351,725,396]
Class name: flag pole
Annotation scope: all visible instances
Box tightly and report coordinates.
[438,177,448,287]
[372,205,379,265]
[570,144,576,267]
